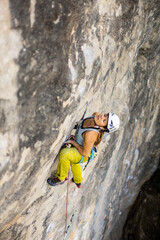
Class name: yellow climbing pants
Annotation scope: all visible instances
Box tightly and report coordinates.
[56,147,88,184]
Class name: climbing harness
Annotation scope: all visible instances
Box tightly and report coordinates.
[74,146,97,165]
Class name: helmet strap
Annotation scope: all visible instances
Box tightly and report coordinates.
[104,128,110,133]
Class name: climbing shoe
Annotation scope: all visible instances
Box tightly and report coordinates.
[47,177,67,186]
[71,178,82,188]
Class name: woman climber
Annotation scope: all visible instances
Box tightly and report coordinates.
[47,112,120,188]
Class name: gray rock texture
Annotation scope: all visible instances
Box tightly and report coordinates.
[122,161,160,240]
[0,0,160,240]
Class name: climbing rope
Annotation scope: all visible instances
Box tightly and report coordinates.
[64,210,77,240]
[64,167,70,237]
[63,102,89,239]
[80,101,89,122]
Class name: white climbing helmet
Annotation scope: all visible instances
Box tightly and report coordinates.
[107,113,120,132]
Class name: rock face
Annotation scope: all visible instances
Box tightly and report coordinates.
[0,0,159,240]
[121,161,160,240]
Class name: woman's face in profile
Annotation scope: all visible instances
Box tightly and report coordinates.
[94,113,109,127]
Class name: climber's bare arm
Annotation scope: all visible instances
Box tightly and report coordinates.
[65,131,98,158]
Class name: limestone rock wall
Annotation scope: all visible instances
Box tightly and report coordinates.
[121,160,160,240]
[0,0,160,240]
